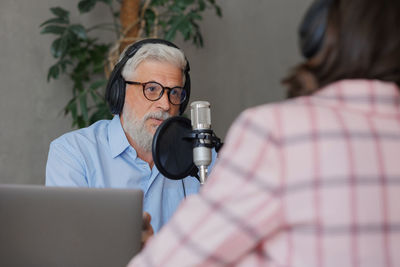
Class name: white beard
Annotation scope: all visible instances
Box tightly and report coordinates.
[122,106,171,152]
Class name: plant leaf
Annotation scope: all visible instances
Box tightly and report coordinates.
[79,92,89,122]
[90,79,107,90]
[144,9,156,35]
[76,116,86,128]
[69,24,87,40]
[90,91,100,104]
[50,7,69,20]
[78,0,97,13]
[78,0,110,13]
[165,15,186,41]
[47,64,60,81]
[189,12,202,21]
[65,97,77,115]
[180,21,193,40]
[198,0,206,11]
[59,59,72,72]
[50,38,69,58]
[90,102,112,124]
[99,0,112,5]
[51,38,62,58]
[40,17,69,27]
[215,6,222,17]
[183,0,195,5]
[40,25,66,35]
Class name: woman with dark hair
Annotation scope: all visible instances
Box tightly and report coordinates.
[129,1,400,266]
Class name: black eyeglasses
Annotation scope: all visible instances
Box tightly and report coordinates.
[125,81,186,105]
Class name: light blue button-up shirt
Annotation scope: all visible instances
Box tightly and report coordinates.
[46,115,202,232]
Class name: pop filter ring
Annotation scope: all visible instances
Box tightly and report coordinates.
[152,116,199,180]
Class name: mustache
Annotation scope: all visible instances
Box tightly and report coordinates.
[143,111,171,121]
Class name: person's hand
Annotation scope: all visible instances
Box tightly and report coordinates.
[141,212,154,248]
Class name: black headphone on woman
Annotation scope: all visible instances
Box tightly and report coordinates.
[299,0,333,59]
[105,38,191,115]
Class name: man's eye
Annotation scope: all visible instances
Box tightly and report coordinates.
[146,86,158,92]
[170,89,182,96]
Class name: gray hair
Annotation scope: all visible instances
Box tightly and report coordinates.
[120,43,187,85]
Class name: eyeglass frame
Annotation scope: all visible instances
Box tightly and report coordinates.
[125,80,187,105]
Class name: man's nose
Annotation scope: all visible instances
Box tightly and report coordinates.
[157,90,171,111]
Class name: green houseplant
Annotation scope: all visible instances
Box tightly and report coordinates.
[40,0,222,128]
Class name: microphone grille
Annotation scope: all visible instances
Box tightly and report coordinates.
[190,101,211,130]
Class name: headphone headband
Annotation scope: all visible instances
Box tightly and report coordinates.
[105,38,191,115]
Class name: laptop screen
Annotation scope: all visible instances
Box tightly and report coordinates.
[0,184,143,267]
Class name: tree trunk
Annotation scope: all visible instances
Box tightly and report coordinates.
[120,0,141,53]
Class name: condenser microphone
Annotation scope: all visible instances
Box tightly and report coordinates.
[152,101,223,184]
[190,101,213,184]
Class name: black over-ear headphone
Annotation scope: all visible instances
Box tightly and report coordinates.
[105,38,191,115]
[299,0,333,59]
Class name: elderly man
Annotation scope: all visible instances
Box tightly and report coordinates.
[46,39,200,232]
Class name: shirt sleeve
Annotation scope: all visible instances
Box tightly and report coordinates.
[128,107,283,266]
[45,141,89,187]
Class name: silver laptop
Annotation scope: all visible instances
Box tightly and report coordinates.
[0,184,143,267]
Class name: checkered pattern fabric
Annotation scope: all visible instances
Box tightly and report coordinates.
[129,79,400,267]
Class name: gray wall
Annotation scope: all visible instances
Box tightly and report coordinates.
[0,0,311,185]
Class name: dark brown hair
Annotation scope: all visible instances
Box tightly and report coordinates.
[283,0,400,98]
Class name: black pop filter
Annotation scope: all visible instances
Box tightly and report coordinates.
[152,116,198,180]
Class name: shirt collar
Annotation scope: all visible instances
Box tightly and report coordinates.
[108,115,136,158]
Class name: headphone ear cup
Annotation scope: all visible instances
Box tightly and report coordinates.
[299,0,332,58]
[180,72,190,115]
[106,75,126,115]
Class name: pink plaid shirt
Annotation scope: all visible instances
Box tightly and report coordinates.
[129,79,400,267]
